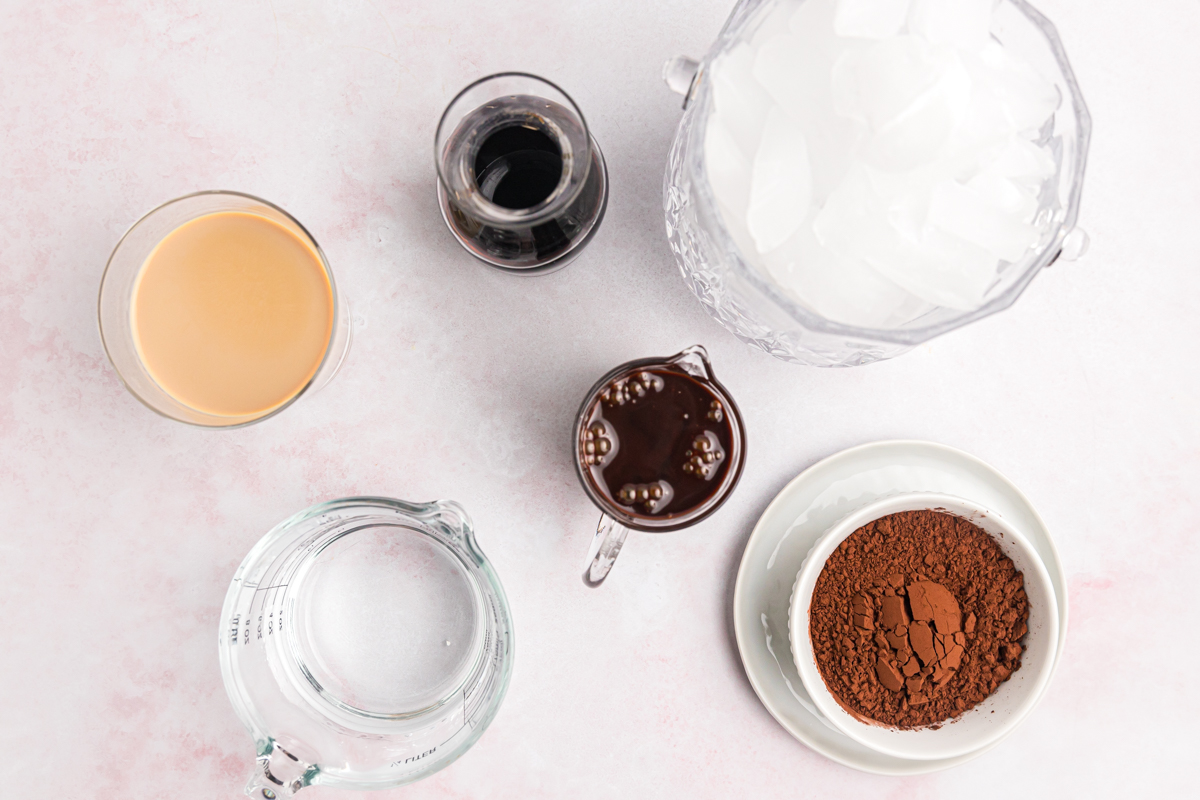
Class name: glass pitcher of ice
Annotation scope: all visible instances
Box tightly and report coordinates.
[662,0,1091,367]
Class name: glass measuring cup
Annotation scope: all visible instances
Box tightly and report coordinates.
[574,345,747,586]
[218,497,513,796]
[98,191,352,427]
[435,73,609,275]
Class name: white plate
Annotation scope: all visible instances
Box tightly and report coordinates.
[732,440,1069,775]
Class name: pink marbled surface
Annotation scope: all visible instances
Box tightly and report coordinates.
[1,0,1197,797]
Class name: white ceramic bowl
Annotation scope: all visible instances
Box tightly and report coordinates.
[788,493,1059,761]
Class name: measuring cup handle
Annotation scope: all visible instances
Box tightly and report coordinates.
[583,513,630,587]
[246,740,314,798]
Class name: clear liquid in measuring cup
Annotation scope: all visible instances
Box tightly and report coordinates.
[293,525,483,716]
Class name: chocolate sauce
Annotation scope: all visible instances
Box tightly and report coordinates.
[580,367,735,520]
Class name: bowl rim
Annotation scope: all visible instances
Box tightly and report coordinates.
[787,491,1060,760]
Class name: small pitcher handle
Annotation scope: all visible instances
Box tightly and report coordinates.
[583,514,631,587]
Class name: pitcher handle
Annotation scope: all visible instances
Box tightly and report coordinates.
[1049,226,1090,265]
[662,56,700,108]
[245,740,315,799]
[583,513,631,587]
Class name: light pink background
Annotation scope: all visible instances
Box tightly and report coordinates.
[1,0,1196,797]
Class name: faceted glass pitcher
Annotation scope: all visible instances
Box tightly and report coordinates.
[662,0,1091,367]
[219,498,513,796]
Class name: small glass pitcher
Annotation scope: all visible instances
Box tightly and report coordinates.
[218,497,513,796]
[573,345,747,586]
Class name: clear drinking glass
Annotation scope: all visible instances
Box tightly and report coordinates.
[435,73,609,275]
[219,497,514,797]
[662,0,1092,367]
[98,191,352,427]
[574,345,747,586]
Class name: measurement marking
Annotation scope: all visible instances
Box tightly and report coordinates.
[391,746,437,767]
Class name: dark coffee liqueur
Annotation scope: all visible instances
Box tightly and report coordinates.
[581,367,733,519]
[474,125,563,209]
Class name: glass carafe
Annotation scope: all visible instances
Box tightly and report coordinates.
[662,0,1091,367]
[436,73,609,275]
[218,497,513,796]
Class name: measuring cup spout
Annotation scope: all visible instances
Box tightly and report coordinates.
[667,344,713,381]
[244,740,316,799]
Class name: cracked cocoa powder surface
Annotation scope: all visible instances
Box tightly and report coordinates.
[808,510,1030,729]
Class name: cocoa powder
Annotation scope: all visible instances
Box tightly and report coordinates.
[808,510,1029,729]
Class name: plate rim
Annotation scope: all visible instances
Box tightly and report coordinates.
[731,439,1068,775]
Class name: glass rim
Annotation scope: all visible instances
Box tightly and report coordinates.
[433,71,594,225]
[572,355,747,532]
[97,189,343,429]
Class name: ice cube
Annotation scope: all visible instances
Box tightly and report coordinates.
[869,164,941,240]
[814,164,920,271]
[754,33,836,119]
[928,177,1038,261]
[761,223,931,328]
[704,113,753,216]
[771,0,867,117]
[815,166,999,308]
[908,0,996,49]
[942,82,1019,177]
[711,42,774,159]
[966,41,1061,132]
[813,164,887,259]
[755,22,864,203]
[803,111,868,205]
[965,171,1038,222]
[832,37,969,171]
[987,137,1056,190]
[908,227,1004,308]
[831,36,946,129]
[835,0,907,39]
[834,0,911,39]
[789,0,837,36]
[751,0,809,48]
[746,107,814,254]
[862,54,971,171]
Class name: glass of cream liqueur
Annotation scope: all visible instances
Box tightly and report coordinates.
[574,345,747,586]
[99,191,351,427]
